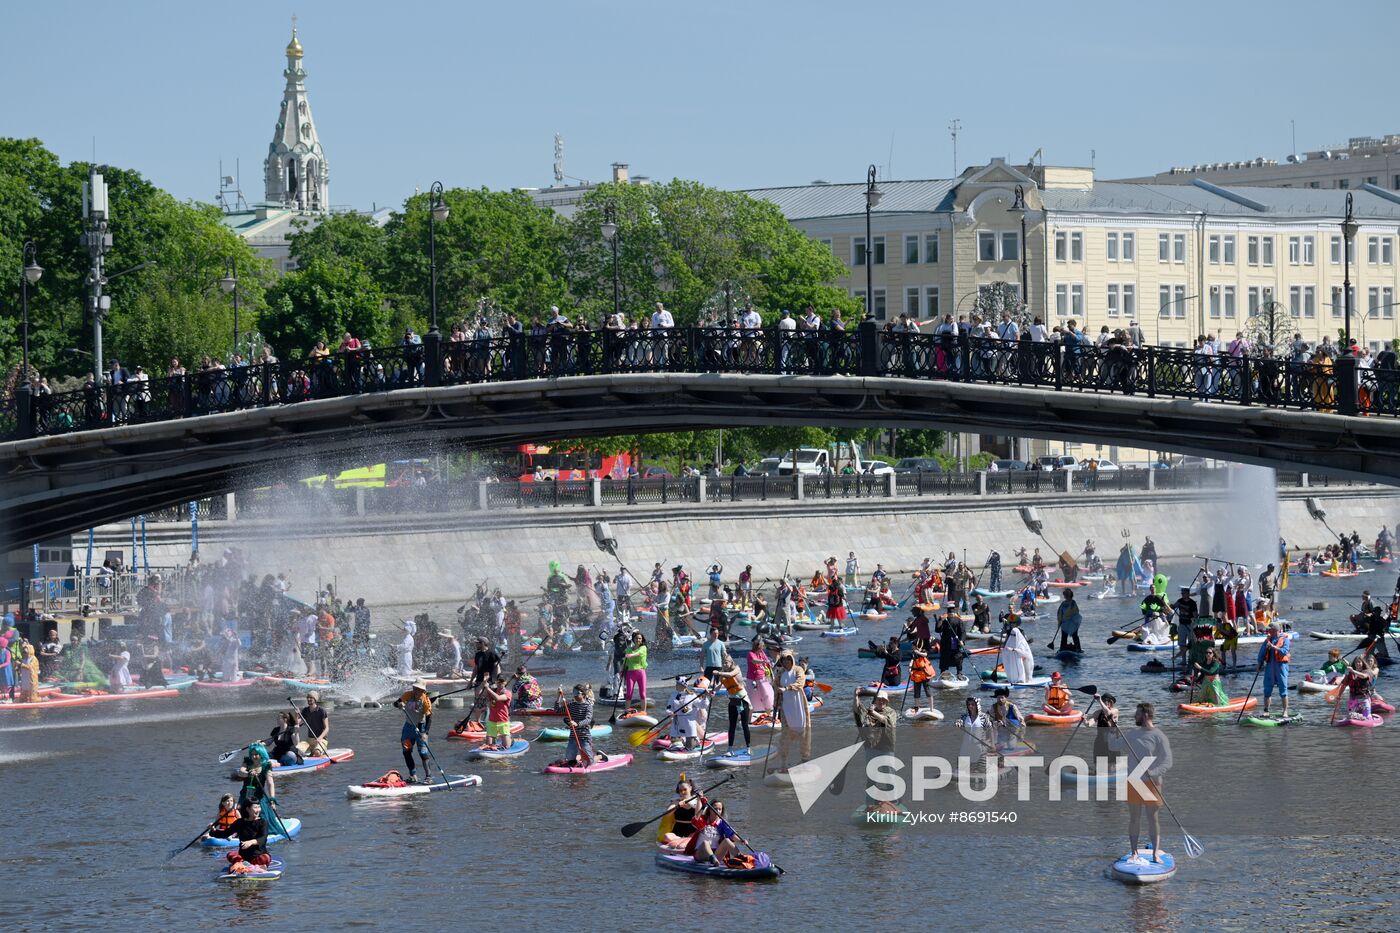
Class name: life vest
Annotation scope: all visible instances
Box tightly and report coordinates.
[213,807,239,832]
[1046,684,1071,708]
[910,656,933,683]
[1264,637,1290,664]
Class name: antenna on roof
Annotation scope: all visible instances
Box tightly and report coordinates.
[553,134,565,186]
[949,118,962,177]
[887,130,896,181]
[1291,119,1297,161]
[216,159,248,213]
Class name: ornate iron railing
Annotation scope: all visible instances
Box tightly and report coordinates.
[6,325,1383,441]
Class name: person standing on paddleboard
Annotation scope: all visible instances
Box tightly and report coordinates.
[301,692,330,758]
[935,609,966,679]
[1256,623,1292,718]
[1109,702,1173,864]
[393,681,433,784]
[1091,694,1123,775]
[1057,589,1083,652]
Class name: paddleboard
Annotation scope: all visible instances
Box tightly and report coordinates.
[0,693,100,711]
[903,706,945,721]
[1126,641,1175,652]
[542,752,633,774]
[448,721,525,741]
[194,678,256,689]
[86,687,181,702]
[346,773,482,797]
[654,851,781,880]
[820,627,860,638]
[706,747,773,768]
[537,724,613,741]
[244,748,353,777]
[656,741,718,762]
[1242,714,1301,727]
[616,711,660,728]
[929,675,971,690]
[1109,848,1176,885]
[1298,678,1340,694]
[1054,649,1085,661]
[1178,697,1257,714]
[1027,709,1083,726]
[857,682,909,697]
[218,858,284,882]
[203,819,302,848]
[973,588,1015,598]
[1058,766,1127,791]
[466,739,530,760]
[1336,713,1384,727]
[1307,631,1368,640]
[979,676,1051,690]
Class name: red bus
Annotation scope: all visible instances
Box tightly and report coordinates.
[506,444,634,481]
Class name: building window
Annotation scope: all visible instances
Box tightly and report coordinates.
[1304,286,1315,318]
[1070,283,1084,316]
[1223,235,1236,264]
[924,233,939,264]
[1071,232,1084,262]
[1172,233,1185,263]
[873,288,887,319]
[905,234,920,265]
[1209,288,1222,318]
[925,286,940,317]
[1056,231,1068,261]
[1159,284,1187,318]
[1107,233,1118,261]
[1330,236,1342,264]
[873,236,885,265]
[1332,286,1344,318]
[978,232,997,261]
[1056,283,1068,316]
[1249,286,1262,317]
[1289,286,1301,317]
[1107,284,1120,317]
[1208,235,1220,264]
[1001,232,1020,261]
[1123,284,1136,318]
[1367,176,1379,186]
[1121,233,1135,261]
[1289,235,1315,265]
[1308,181,1321,189]
[1262,236,1274,266]
[905,286,921,316]
[1339,179,1350,189]
[853,288,866,309]
[853,237,867,267]
[1289,285,1315,318]
[1247,236,1259,265]
[1369,286,1396,319]
[1158,233,1170,263]
[1223,285,1236,319]
[1393,174,1400,190]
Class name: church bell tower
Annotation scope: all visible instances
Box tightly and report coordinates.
[263,18,329,212]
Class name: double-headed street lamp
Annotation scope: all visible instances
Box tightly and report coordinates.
[218,258,239,356]
[600,204,620,318]
[20,240,42,394]
[864,164,882,320]
[1341,191,1359,355]
[428,181,449,335]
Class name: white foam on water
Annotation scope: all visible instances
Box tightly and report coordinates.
[1209,464,1281,572]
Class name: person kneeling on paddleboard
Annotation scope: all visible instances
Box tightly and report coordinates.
[1044,672,1074,715]
[205,799,271,869]
[1108,702,1173,864]
[393,681,433,784]
[511,665,543,711]
[208,794,239,840]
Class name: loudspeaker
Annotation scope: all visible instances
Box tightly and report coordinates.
[1019,507,1043,535]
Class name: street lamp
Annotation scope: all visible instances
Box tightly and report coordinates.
[1342,191,1359,355]
[218,259,239,357]
[1008,184,1030,313]
[864,164,882,320]
[1155,293,1199,346]
[600,203,620,319]
[428,181,449,335]
[20,240,42,394]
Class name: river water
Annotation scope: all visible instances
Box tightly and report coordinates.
[4,562,1399,932]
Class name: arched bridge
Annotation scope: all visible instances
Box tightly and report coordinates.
[3,325,1399,549]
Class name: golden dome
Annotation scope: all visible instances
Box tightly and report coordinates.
[286,26,303,58]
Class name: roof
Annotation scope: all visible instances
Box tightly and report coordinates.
[743,172,1400,223]
[740,179,955,220]
[1040,182,1400,221]
[220,206,321,246]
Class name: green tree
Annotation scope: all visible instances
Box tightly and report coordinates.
[565,181,857,324]
[262,258,389,356]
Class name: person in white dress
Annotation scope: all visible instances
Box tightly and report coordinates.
[397,618,417,676]
[774,652,810,772]
[1000,618,1034,684]
[668,676,707,750]
[956,696,997,775]
[109,647,132,689]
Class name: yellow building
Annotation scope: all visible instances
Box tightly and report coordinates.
[746,158,1400,354]
[746,159,1400,463]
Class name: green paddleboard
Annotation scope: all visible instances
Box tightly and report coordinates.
[1243,714,1301,727]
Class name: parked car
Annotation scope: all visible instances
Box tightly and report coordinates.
[894,457,943,473]
[861,460,894,476]
[757,457,784,476]
[991,459,1029,471]
[1036,455,1078,471]
[1080,458,1120,472]
[639,466,674,479]
[1175,456,1210,469]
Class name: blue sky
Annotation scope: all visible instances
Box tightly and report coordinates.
[3,0,1396,211]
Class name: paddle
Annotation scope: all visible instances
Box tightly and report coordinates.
[809,681,834,693]
[1045,622,1062,652]
[1044,685,1100,774]
[217,743,254,765]
[1106,619,1148,645]
[166,821,216,861]
[620,773,735,838]
[1106,717,1204,858]
[283,698,309,763]
[1235,649,1267,724]
[700,798,785,875]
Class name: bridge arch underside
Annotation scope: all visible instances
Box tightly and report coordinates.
[4,373,1399,549]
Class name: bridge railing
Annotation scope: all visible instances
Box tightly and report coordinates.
[8,325,1388,441]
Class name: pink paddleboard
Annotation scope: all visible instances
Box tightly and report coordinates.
[542,753,633,774]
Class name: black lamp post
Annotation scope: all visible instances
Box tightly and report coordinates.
[429,181,449,335]
[1342,191,1359,355]
[600,204,620,319]
[864,164,882,320]
[20,240,42,393]
[1009,184,1030,312]
[218,258,239,357]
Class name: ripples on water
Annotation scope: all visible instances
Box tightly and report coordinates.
[4,565,1399,931]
